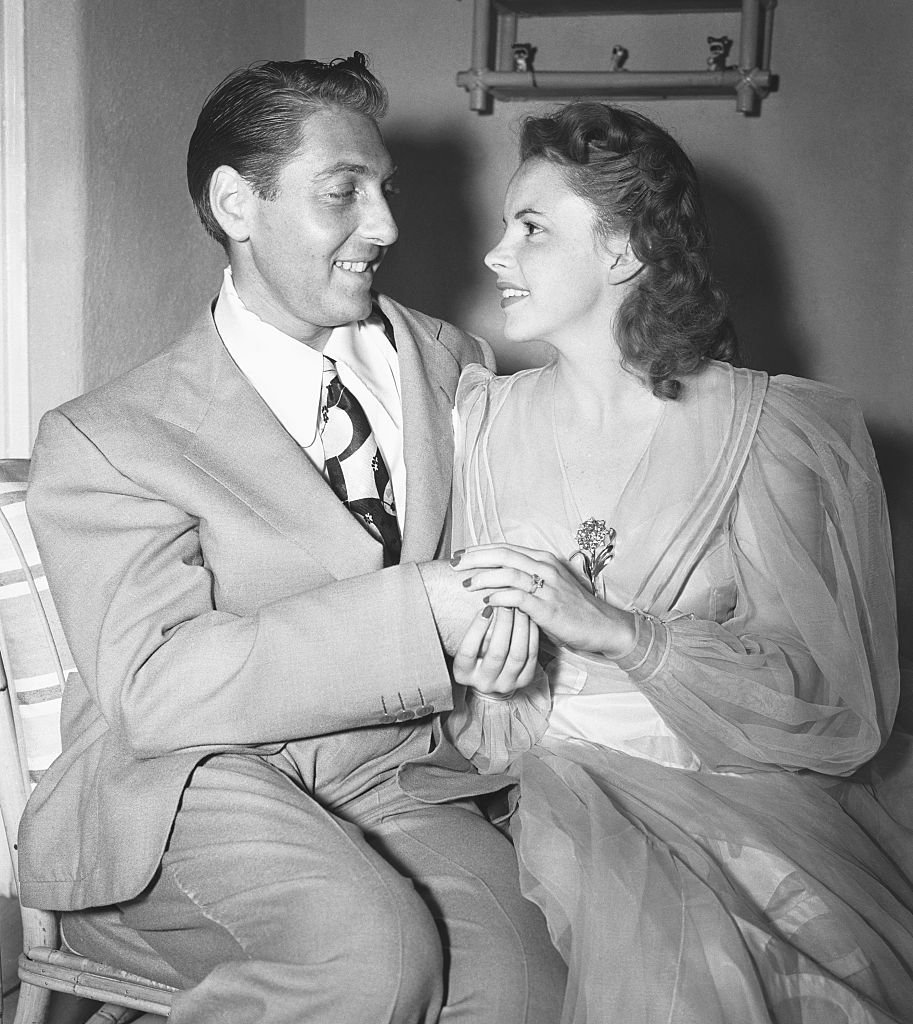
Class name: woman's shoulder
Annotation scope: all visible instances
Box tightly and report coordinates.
[682,359,765,409]
[692,361,868,442]
[766,372,862,417]
[749,371,881,498]
[455,362,549,411]
[455,361,494,396]
[681,361,879,492]
[762,372,873,454]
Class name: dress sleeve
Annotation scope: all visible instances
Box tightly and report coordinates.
[446,364,553,772]
[450,363,494,554]
[617,378,898,776]
[443,669,553,774]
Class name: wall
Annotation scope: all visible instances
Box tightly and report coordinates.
[26,0,307,424]
[306,0,913,683]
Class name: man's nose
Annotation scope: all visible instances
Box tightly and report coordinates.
[363,194,398,247]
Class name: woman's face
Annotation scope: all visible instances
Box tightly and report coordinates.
[484,158,621,348]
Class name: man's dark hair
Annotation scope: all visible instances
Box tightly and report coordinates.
[187,52,388,249]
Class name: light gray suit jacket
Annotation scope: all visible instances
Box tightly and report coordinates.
[20,295,504,912]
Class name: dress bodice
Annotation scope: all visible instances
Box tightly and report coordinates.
[450,357,897,779]
[453,360,764,768]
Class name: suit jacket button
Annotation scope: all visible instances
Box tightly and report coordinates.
[379,712,398,725]
[395,709,417,722]
[416,705,435,717]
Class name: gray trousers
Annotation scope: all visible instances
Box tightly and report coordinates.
[63,733,566,1024]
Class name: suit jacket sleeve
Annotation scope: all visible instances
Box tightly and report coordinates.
[28,405,454,758]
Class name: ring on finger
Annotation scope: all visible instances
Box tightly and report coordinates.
[528,573,546,595]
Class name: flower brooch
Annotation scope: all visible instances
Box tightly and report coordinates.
[572,517,617,595]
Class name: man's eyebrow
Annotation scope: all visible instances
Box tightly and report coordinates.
[314,162,397,179]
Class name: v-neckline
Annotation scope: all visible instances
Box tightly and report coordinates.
[548,362,667,551]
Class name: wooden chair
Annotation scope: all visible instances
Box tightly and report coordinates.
[0,459,176,1024]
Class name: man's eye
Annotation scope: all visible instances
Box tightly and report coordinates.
[523,221,541,236]
[325,188,356,201]
[383,182,400,199]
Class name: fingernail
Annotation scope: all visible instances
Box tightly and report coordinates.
[462,577,472,588]
[483,595,490,604]
[481,605,493,619]
[450,550,463,566]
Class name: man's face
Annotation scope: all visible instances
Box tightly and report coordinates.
[229,107,398,347]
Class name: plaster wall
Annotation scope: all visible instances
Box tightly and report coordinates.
[26,0,306,422]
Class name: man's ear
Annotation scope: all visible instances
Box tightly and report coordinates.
[607,239,643,285]
[209,165,254,244]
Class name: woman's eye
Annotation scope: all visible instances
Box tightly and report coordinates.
[325,187,356,201]
[523,221,542,237]
[383,182,400,199]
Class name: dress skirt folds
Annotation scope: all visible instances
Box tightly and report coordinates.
[513,739,913,1024]
[446,361,913,1023]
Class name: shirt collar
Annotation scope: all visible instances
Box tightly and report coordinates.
[213,267,399,449]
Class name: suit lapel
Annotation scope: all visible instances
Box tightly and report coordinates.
[162,312,383,579]
[379,298,457,562]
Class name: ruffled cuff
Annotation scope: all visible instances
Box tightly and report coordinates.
[443,667,552,774]
[615,609,672,682]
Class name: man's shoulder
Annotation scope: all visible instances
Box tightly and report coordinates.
[376,294,493,369]
[53,306,218,427]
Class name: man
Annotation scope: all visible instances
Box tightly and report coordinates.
[20,54,565,1023]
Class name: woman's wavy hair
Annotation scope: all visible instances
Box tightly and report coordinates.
[187,52,387,250]
[520,103,738,398]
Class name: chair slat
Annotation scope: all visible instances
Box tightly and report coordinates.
[26,948,177,992]
[17,956,173,1014]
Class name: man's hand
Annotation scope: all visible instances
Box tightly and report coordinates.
[418,558,489,656]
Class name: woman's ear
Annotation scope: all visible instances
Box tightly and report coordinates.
[209,165,254,244]
[607,239,643,285]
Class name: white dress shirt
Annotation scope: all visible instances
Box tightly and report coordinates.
[214,266,406,529]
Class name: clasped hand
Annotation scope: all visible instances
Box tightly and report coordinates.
[453,604,539,699]
[452,543,636,663]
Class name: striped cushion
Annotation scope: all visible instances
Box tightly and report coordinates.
[0,460,73,786]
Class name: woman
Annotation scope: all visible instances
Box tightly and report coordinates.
[445,102,913,1023]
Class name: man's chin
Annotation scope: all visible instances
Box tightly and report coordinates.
[348,291,376,323]
[319,279,376,326]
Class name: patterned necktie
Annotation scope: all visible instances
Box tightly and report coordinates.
[320,356,402,566]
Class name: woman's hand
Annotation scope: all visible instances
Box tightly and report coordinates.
[453,605,540,698]
[452,543,636,659]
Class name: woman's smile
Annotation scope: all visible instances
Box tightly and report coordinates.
[497,284,530,308]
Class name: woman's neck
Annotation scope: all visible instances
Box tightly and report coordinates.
[551,343,653,425]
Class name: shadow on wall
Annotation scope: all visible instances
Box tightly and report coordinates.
[870,428,913,714]
[705,167,913,712]
[702,167,811,379]
[374,129,480,325]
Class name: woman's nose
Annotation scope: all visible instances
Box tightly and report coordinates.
[484,236,509,272]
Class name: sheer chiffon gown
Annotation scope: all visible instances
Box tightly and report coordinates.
[446,360,913,1023]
